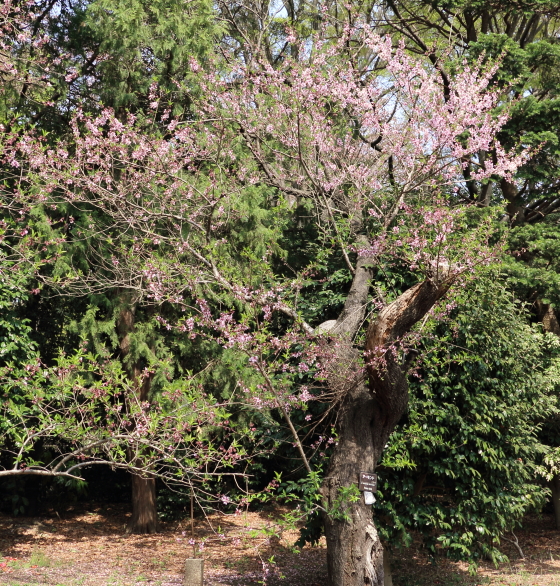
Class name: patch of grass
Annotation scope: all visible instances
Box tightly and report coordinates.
[150,556,168,569]
[224,555,253,572]
[30,549,52,568]
[106,570,127,586]
[4,581,52,586]
[395,570,482,586]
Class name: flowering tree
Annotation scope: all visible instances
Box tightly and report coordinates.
[0,347,246,485]
[2,13,528,584]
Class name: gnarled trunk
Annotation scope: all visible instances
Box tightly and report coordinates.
[323,274,452,586]
[323,378,385,586]
[117,299,158,535]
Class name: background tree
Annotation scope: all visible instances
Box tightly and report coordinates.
[0,0,231,531]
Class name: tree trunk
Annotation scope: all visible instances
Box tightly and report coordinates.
[383,553,393,586]
[323,275,452,586]
[535,300,560,336]
[129,474,158,534]
[550,474,560,531]
[117,299,159,535]
[323,377,385,586]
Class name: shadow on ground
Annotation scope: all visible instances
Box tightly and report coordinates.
[0,505,327,586]
[1,508,559,586]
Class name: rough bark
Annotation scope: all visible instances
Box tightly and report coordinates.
[322,270,452,586]
[117,299,158,535]
[329,237,376,337]
[128,474,158,534]
[323,374,384,586]
[500,178,520,220]
[364,280,452,456]
[535,300,560,336]
[550,474,560,531]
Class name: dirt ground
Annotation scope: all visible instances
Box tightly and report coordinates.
[0,505,559,586]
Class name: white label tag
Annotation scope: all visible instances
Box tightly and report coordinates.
[364,491,376,505]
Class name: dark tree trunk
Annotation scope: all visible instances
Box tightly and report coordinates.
[129,475,158,534]
[500,179,521,221]
[322,266,452,585]
[550,474,560,531]
[117,299,159,535]
[535,300,560,336]
[383,554,393,586]
[126,437,158,534]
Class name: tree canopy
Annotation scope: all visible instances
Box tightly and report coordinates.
[1,0,560,583]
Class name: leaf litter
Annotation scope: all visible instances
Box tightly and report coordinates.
[0,506,559,585]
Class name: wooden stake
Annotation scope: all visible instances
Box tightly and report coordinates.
[245,477,249,525]
[190,490,194,539]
